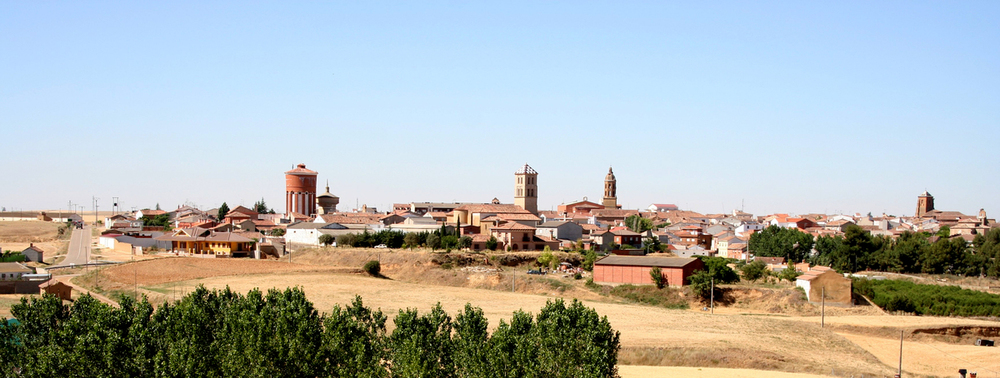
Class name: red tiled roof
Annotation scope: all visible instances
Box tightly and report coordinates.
[285,163,317,175]
[492,222,536,231]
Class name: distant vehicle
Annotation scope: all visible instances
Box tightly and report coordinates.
[527,269,545,275]
[374,244,388,249]
[976,339,994,347]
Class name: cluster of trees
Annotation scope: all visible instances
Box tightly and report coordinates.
[0,288,620,378]
[853,278,1000,316]
[400,226,476,251]
[751,225,1000,277]
[140,214,172,230]
[748,225,815,263]
[623,215,668,234]
[252,198,275,214]
[334,230,407,248]
[688,256,740,299]
[0,251,26,262]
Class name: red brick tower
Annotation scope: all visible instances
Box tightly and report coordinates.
[285,164,318,217]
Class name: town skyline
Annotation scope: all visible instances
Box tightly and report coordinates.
[2,2,997,216]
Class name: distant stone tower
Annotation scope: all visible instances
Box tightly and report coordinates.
[285,163,318,217]
[979,208,988,226]
[915,191,934,218]
[514,163,538,214]
[316,181,340,215]
[602,167,618,209]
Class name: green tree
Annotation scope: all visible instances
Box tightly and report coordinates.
[748,225,814,263]
[740,261,767,282]
[270,228,286,237]
[937,225,951,238]
[452,304,491,377]
[531,299,620,378]
[624,215,654,233]
[217,202,230,221]
[582,249,598,271]
[537,251,556,269]
[485,236,498,251]
[319,234,336,246]
[253,198,270,214]
[388,304,454,378]
[363,261,381,276]
[458,236,473,249]
[427,234,442,251]
[322,296,389,377]
[404,233,420,249]
[649,267,666,289]
[777,267,800,282]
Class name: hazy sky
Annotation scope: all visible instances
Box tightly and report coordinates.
[2,1,997,217]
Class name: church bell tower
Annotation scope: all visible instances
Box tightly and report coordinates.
[602,167,618,209]
[514,163,538,214]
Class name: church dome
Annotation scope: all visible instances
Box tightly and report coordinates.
[317,182,339,208]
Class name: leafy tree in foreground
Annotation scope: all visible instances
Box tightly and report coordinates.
[1,289,621,378]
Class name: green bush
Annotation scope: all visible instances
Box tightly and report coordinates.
[363,260,381,276]
[853,278,1000,316]
[649,267,666,289]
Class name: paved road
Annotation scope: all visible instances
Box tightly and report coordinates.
[54,225,92,267]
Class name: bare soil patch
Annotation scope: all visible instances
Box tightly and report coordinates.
[619,365,829,378]
[79,257,356,288]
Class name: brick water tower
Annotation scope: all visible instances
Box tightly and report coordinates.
[285,163,318,217]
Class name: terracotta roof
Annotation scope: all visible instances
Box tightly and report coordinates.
[498,213,542,221]
[756,257,786,265]
[581,224,604,231]
[590,209,640,218]
[471,234,492,242]
[285,163,317,175]
[611,229,641,236]
[595,255,700,268]
[458,203,531,214]
[492,222,536,231]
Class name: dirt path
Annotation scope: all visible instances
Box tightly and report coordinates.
[619,366,830,378]
[55,274,118,307]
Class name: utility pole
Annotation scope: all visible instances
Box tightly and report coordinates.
[93,196,99,225]
[822,286,826,328]
[512,270,516,292]
[710,278,715,314]
[898,330,903,378]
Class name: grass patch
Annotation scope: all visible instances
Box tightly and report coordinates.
[542,278,573,293]
[586,283,689,309]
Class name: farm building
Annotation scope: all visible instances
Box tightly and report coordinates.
[795,266,852,306]
[593,255,703,287]
[21,244,44,262]
[41,281,72,301]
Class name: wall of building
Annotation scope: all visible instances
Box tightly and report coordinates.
[593,265,692,287]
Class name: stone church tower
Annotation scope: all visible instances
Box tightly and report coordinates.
[915,191,934,217]
[514,163,538,214]
[602,167,618,209]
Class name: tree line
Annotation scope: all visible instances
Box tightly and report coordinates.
[0,287,620,378]
[750,225,1000,276]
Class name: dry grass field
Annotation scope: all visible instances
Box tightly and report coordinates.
[0,221,62,242]
[619,366,830,378]
[29,250,1000,377]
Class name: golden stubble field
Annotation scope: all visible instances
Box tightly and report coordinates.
[48,252,1000,377]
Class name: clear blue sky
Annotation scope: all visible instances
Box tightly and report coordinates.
[2,1,997,217]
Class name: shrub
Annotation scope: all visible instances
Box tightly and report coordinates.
[649,267,666,289]
[853,278,1000,316]
[363,260,381,276]
[574,272,582,280]
[740,261,767,282]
